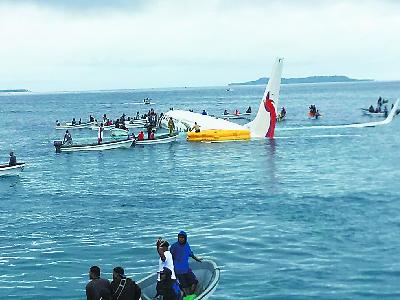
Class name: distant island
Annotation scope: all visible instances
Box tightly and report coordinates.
[229,75,373,86]
[0,89,30,93]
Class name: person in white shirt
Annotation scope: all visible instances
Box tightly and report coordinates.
[156,238,182,299]
[156,238,176,281]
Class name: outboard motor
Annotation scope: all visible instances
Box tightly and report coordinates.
[53,141,63,153]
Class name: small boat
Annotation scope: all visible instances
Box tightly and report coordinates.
[221,112,251,120]
[90,124,115,131]
[55,122,94,130]
[137,260,220,300]
[144,98,155,105]
[53,138,134,152]
[125,119,148,129]
[125,119,147,125]
[361,108,387,117]
[308,111,322,119]
[136,133,178,145]
[110,128,129,137]
[0,163,25,176]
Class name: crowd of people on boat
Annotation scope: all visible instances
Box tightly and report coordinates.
[85,231,202,300]
[368,97,389,116]
[223,106,252,116]
[308,105,321,119]
[57,107,171,145]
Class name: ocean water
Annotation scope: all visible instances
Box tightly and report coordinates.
[0,81,400,299]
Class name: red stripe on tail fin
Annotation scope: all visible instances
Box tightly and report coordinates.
[263,92,277,138]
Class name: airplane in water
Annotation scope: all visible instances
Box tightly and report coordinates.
[163,58,284,142]
[162,58,399,142]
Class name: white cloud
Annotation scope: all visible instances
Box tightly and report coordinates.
[0,0,399,91]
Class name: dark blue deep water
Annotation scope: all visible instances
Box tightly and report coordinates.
[1,81,400,299]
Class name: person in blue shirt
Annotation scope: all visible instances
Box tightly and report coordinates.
[201,110,207,115]
[170,231,202,296]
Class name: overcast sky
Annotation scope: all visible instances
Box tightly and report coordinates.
[1,0,399,91]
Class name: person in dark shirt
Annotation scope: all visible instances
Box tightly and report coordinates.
[369,105,374,113]
[86,265,111,300]
[170,231,202,296]
[110,266,141,300]
[156,267,182,300]
[63,130,72,145]
[9,152,17,166]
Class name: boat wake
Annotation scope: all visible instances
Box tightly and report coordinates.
[123,102,156,105]
[277,99,399,132]
[274,134,362,139]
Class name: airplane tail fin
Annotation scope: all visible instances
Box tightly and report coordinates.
[244,58,283,138]
[382,98,399,124]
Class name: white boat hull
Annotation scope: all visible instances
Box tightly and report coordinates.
[361,108,386,117]
[90,125,115,131]
[136,134,178,145]
[56,123,91,130]
[55,139,134,152]
[221,113,251,120]
[137,260,220,300]
[0,163,25,176]
[125,123,147,129]
[110,128,129,136]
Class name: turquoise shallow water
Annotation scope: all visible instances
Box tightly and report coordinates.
[1,81,400,299]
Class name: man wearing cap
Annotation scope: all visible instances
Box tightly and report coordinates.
[86,265,111,300]
[110,266,141,300]
[170,231,202,296]
[156,267,182,300]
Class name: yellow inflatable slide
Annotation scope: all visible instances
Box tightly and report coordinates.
[187,129,251,142]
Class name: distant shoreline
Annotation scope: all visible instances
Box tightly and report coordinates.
[0,89,31,93]
[229,75,373,86]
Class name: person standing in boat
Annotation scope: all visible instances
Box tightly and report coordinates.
[377,97,382,109]
[63,130,72,145]
[98,123,104,144]
[168,117,175,136]
[9,151,17,166]
[86,266,111,300]
[280,107,286,118]
[156,238,179,299]
[170,231,202,296]
[146,123,154,139]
